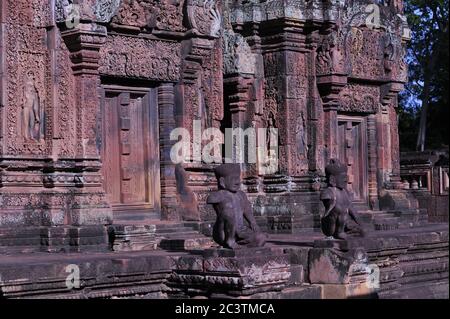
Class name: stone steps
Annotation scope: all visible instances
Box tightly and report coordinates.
[154,223,216,251]
[113,211,161,222]
[109,219,216,252]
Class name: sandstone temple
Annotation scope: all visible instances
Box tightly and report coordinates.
[0,0,448,299]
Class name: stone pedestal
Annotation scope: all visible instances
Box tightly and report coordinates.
[168,247,291,298]
[108,225,157,252]
[309,239,378,299]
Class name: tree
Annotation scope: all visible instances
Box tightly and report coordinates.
[400,0,449,151]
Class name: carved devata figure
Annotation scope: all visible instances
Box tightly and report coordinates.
[22,71,44,142]
[207,164,267,249]
[320,159,365,240]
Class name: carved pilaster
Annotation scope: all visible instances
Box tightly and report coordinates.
[58,22,113,225]
[367,115,379,210]
[60,23,106,157]
[158,83,178,220]
[223,74,256,175]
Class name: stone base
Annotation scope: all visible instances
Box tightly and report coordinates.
[108,225,157,252]
[309,242,374,298]
[0,250,172,299]
[168,247,291,298]
[0,224,447,299]
[319,283,378,299]
[0,225,109,253]
[306,224,449,298]
[158,237,216,251]
[205,285,322,299]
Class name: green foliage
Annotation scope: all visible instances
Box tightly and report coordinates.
[399,0,449,151]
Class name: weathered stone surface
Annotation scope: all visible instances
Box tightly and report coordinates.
[0,225,109,253]
[309,246,370,285]
[0,251,172,299]
[108,224,157,252]
[319,283,377,299]
[168,247,291,297]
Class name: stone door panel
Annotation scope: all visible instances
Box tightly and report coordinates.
[100,86,161,216]
[337,116,369,204]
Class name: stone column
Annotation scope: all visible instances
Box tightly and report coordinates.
[158,83,178,221]
[367,114,380,210]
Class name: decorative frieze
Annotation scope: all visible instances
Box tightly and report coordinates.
[99,35,182,81]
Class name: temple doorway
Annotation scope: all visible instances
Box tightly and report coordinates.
[100,85,161,221]
[337,116,369,206]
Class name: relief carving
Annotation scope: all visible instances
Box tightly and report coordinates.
[187,0,222,37]
[94,0,122,22]
[112,0,185,32]
[22,71,44,142]
[5,23,51,155]
[223,29,256,75]
[339,84,380,114]
[7,0,51,27]
[202,40,224,124]
[337,2,408,79]
[99,35,182,81]
[317,31,338,75]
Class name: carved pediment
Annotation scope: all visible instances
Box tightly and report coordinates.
[55,0,121,24]
[110,0,222,36]
[111,0,186,32]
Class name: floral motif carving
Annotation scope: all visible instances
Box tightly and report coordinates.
[339,84,380,114]
[202,40,224,124]
[56,34,77,157]
[112,0,186,32]
[7,0,51,27]
[99,35,182,81]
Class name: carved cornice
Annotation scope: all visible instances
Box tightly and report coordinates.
[181,37,216,83]
[60,23,107,75]
[231,0,342,25]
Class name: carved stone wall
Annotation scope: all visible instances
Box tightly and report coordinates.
[1,0,415,234]
[221,0,412,230]
[1,0,110,231]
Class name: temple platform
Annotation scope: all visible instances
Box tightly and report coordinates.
[0,223,447,299]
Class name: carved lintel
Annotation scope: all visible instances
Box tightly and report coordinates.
[99,34,182,81]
